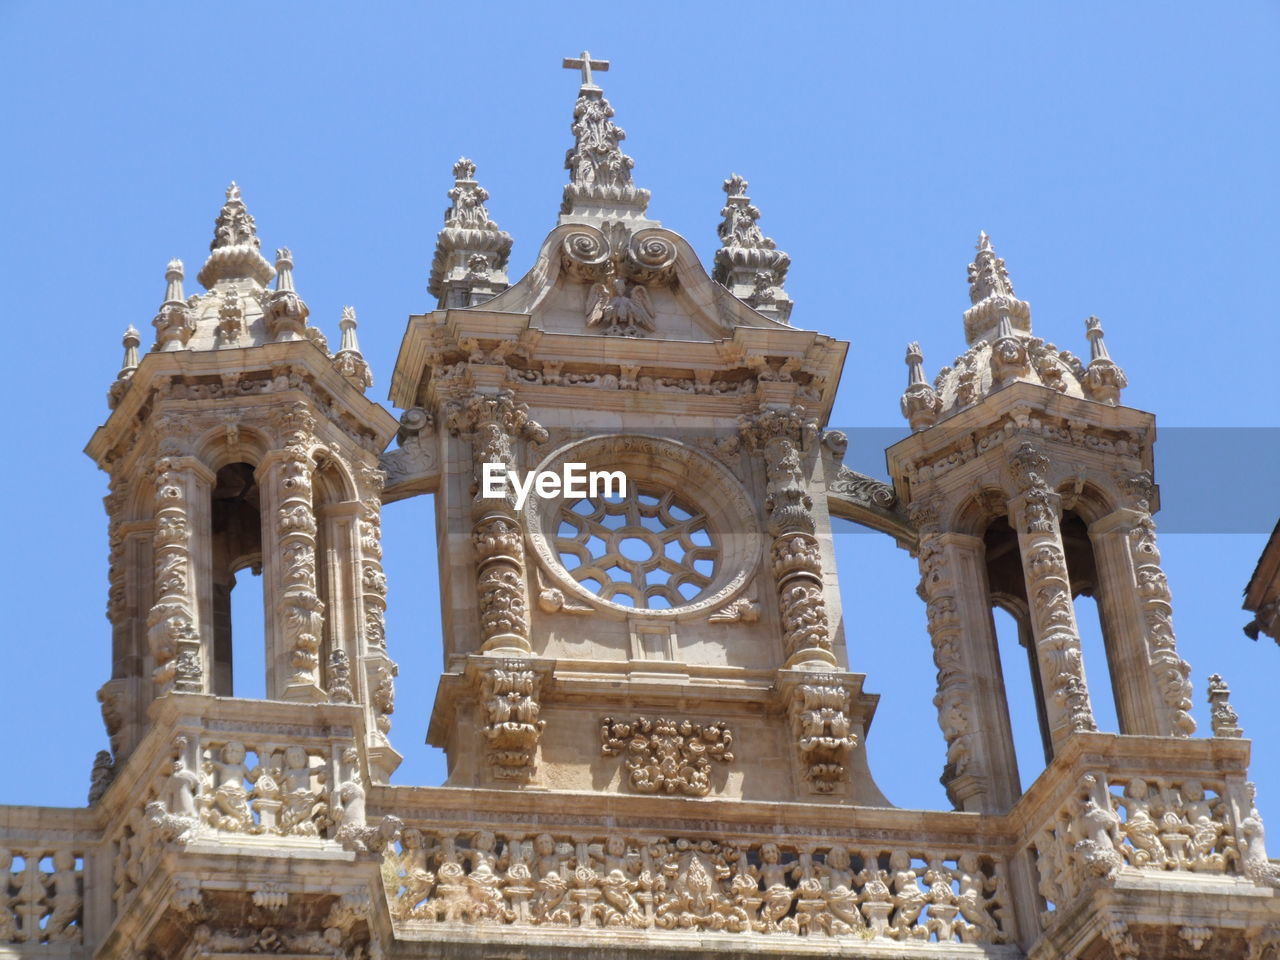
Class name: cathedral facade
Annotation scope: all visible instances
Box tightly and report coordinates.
[2,55,1277,960]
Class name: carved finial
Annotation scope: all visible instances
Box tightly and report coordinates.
[713,173,792,323]
[118,324,141,379]
[274,247,295,292]
[429,158,512,307]
[900,342,941,432]
[333,306,372,392]
[967,231,1014,304]
[153,258,195,352]
[1207,673,1244,738]
[198,182,275,289]
[1081,315,1128,405]
[164,259,185,303]
[560,54,650,222]
[263,246,309,341]
[962,231,1031,345]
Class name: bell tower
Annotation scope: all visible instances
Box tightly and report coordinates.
[87,184,402,781]
[887,233,1196,813]
[386,53,889,804]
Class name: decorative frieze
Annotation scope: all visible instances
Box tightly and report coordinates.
[383,827,1009,944]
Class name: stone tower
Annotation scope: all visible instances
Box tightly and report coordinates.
[0,54,1276,960]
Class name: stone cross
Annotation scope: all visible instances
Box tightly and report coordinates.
[562,50,609,87]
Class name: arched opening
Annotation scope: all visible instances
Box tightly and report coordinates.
[210,462,264,698]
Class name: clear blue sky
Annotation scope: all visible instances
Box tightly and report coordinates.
[1,2,1276,817]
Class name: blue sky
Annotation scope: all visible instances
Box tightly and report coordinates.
[1,2,1276,816]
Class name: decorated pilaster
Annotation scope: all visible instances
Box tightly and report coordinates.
[429,158,512,308]
[1007,441,1096,750]
[910,496,1022,813]
[713,174,793,323]
[446,390,547,656]
[739,405,832,669]
[1086,473,1196,737]
[147,447,213,697]
[257,403,326,703]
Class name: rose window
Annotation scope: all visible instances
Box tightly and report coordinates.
[555,487,717,609]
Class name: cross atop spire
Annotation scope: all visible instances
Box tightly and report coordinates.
[562,50,609,88]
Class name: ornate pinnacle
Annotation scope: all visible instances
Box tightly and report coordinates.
[962,231,1031,346]
[713,173,792,323]
[429,158,512,307]
[153,258,195,352]
[197,182,276,289]
[900,342,941,432]
[333,306,372,392]
[560,52,650,222]
[263,246,309,341]
[1081,315,1128,405]
[1207,673,1243,738]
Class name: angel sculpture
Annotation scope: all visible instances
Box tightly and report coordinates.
[587,273,655,337]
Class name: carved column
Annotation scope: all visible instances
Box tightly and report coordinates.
[446,390,546,655]
[356,463,400,782]
[259,402,325,703]
[911,497,1021,813]
[739,406,835,669]
[1084,473,1195,737]
[147,455,212,697]
[1007,442,1095,752]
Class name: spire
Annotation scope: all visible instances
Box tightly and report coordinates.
[712,174,793,323]
[263,247,310,341]
[1081,315,1128,405]
[428,158,513,308]
[962,232,1030,345]
[196,182,276,290]
[333,306,373,392]
[900,342,941,432]
[559,52,651,224]
[153,258,195,351]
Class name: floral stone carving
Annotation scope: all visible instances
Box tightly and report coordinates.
[600,717,734,797]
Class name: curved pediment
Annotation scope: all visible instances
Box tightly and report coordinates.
[478,222,794,342]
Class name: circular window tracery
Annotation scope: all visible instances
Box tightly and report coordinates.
[555,487,717,610]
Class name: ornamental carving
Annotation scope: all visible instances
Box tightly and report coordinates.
[482,661,545,780]
[600,717,734,797]
[789,678,857,794]
[383,827,1008,943]
[0,848,83,945]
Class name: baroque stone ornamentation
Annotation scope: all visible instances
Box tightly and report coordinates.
[787,678,857,794]
[712,174,792,323]
[383,827,1009,943]
[1207,673,1243,737]
[1009,441,1096,743]
[146,455,203,695]
[429,158,513,308]
[600,717,734,797]
[482,661,545,780]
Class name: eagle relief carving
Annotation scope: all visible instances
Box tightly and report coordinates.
[587,267,655,337]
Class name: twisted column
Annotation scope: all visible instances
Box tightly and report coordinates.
[1007,442,1095,751]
